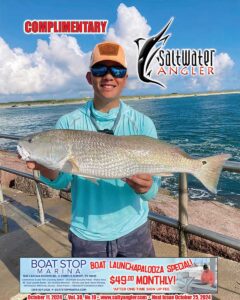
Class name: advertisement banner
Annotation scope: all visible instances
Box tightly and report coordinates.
[20,258,217,294]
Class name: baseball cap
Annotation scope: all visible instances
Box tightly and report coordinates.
[90,41,127,68]
[203,264,208,270]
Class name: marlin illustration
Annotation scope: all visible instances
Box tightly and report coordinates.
[134,17,174,88]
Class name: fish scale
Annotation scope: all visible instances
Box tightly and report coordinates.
[17,129,231,193]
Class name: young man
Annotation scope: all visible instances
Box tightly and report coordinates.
[27,41,160,257]
[201,264,215,287]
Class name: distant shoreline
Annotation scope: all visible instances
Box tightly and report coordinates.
[0,90,239,109]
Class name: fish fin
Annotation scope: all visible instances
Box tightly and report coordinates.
[84,177,99,185]
[62,158,80,174]
[157,172,174,177]
[74,173,99,185]
[194,154,231,194]
[63,160,99,185]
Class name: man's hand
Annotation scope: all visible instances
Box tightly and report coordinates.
[18,155,38,171]
[123,174,153,194]
[26,161,39,170]
[18,155,59,181]
[27,161,59,180]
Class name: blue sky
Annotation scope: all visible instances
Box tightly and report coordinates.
[0,0,239,102]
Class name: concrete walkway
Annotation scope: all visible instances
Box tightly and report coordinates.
[0,187,239,300]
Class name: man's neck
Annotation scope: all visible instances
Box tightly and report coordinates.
[93,98,120,112]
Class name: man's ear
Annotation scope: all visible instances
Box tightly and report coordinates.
[86,72,92,85]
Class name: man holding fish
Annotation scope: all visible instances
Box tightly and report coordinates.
[25,41,161,257]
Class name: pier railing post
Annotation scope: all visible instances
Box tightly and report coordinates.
[0,182,8,233]
[179,173,189,257]
[33,170,46,226]
[0,182,4,203]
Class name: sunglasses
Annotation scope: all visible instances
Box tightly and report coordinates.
[91,65,127,78]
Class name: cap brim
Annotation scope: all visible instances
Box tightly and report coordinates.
[90,57,127,68]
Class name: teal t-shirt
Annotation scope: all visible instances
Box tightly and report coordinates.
[40,100,160,241]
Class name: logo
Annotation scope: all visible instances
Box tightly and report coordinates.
[135,18,215,88]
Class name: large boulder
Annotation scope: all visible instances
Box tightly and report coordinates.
[14,176,59,198]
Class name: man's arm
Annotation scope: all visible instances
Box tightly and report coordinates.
[124,174,160,201]
[26,161,59,180]
[124,174,153,194]
[25,160,72,190]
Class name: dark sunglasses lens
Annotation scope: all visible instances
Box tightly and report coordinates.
[110,67,127,78]
[91,65,127,78]
[91,66,108,77]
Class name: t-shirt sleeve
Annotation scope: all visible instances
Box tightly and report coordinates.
[39,172,72,190]
[141,115,158,139]
[55,115,69,129]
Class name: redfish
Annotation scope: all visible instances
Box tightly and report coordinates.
[17,129,231,193]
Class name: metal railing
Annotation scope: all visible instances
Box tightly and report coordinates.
[148,173,240,255]
[0,134,240,256]
[0,134,47,229]
[0,165,47,229]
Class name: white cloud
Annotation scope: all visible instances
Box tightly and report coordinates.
[0,35,91,97]
[105,3,169,91]
[186,52,234,91]
[0,3,154,100]
[127,78,150,90]
[0,3,237,101]
[206,52,234,90]
[105,3,151,77]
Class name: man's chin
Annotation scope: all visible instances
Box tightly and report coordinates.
[101,93,120,102]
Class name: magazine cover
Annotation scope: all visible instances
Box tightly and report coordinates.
[0,1,239,300]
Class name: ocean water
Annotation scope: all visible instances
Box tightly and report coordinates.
[0,94,239,207]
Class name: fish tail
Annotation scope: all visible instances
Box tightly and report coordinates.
[194,154,231,194]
